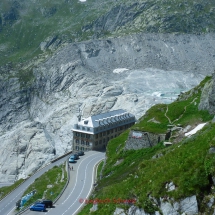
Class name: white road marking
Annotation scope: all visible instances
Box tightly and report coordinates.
[5,206,15,215]
[62,152,98,204]
[72,157,104,215]
[44,152,103,215]
[61,155,103,215]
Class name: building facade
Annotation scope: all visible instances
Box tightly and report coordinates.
[72,109,136,152]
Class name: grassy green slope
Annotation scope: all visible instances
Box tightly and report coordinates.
[1,0,215,66]
[0,0,114,66]
[78,76,215,214]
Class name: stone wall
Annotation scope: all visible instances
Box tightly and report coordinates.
[125,130,169,150]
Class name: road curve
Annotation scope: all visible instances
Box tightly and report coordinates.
[0,154,70,215]
[20,151,105,215]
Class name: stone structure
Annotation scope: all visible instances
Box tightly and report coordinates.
[125,130,170,150]
[72,109,135,152]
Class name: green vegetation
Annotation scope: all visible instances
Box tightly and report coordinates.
[0,179,25,201]
[19,163,67,210]
[1,0,215,67]
[78,76,215,214]
[132,76,213,134]
[97,160,104,181]
[0,0,116,66]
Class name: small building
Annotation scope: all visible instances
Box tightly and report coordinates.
[72,109,136,152]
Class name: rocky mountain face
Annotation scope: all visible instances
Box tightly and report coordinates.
[0,0,215,65]
[199,72,215,115]
[1,32,215,182]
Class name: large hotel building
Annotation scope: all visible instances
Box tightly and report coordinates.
[72,109,136,152]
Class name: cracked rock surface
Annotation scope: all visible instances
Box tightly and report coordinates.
[0,33,215,182]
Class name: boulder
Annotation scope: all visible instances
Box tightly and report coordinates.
[180,195,198,215]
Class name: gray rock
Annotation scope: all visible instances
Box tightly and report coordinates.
[125,130,167,150]
[180,195,198,215]
[207,197,214,208]
[199,72,215,114]
[182,125,192,133]
[113,208,126,215]
[128,205,150,215]
[40,36,60,51]
[160,198,179,215]
[209,147,215,154]
[152,153,163,159]
[1,33,215,182]
[165,181,176,192]
[90,203,98,212]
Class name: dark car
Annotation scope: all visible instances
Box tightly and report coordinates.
[36,199,53,208]
[40,200,53,208]
[77,151,84,156]
[73,153,79,159]
[29,203,46,212]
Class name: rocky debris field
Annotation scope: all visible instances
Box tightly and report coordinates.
[0,33,215,182]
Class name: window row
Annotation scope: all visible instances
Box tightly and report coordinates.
[75,133,91,138]
[76,146,90,151]
[75,139,91,146]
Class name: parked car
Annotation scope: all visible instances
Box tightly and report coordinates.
[69,156,76,163]
[37,199,53,208]
[73,153,79,159]
[29,203,46,212]
[77,151,84,156]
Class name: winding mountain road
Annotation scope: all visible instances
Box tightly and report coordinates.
[0,154,70,215]
[0,151,105,215]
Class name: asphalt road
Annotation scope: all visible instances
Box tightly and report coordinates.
[1,151,104,215]
[22,151,105,215]
[0,154,71,215]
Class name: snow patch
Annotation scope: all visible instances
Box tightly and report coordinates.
[185,123,207,137]
[152,92,162,97]
[113,68,129,73]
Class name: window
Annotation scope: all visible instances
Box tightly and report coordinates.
[81,140,85,145]
[95,141,98,146]
[99,140,102,144]
[76,146,79,150]
[75,132,80,137]
[86,134,90,139]
[86,141,89,146]
[81,133,85,138]
[75,139,79,144]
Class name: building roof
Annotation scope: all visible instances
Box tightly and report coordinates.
[76,109,134,128]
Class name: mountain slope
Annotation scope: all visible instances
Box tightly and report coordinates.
[0,0,215,66]
[78,75,215,214]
